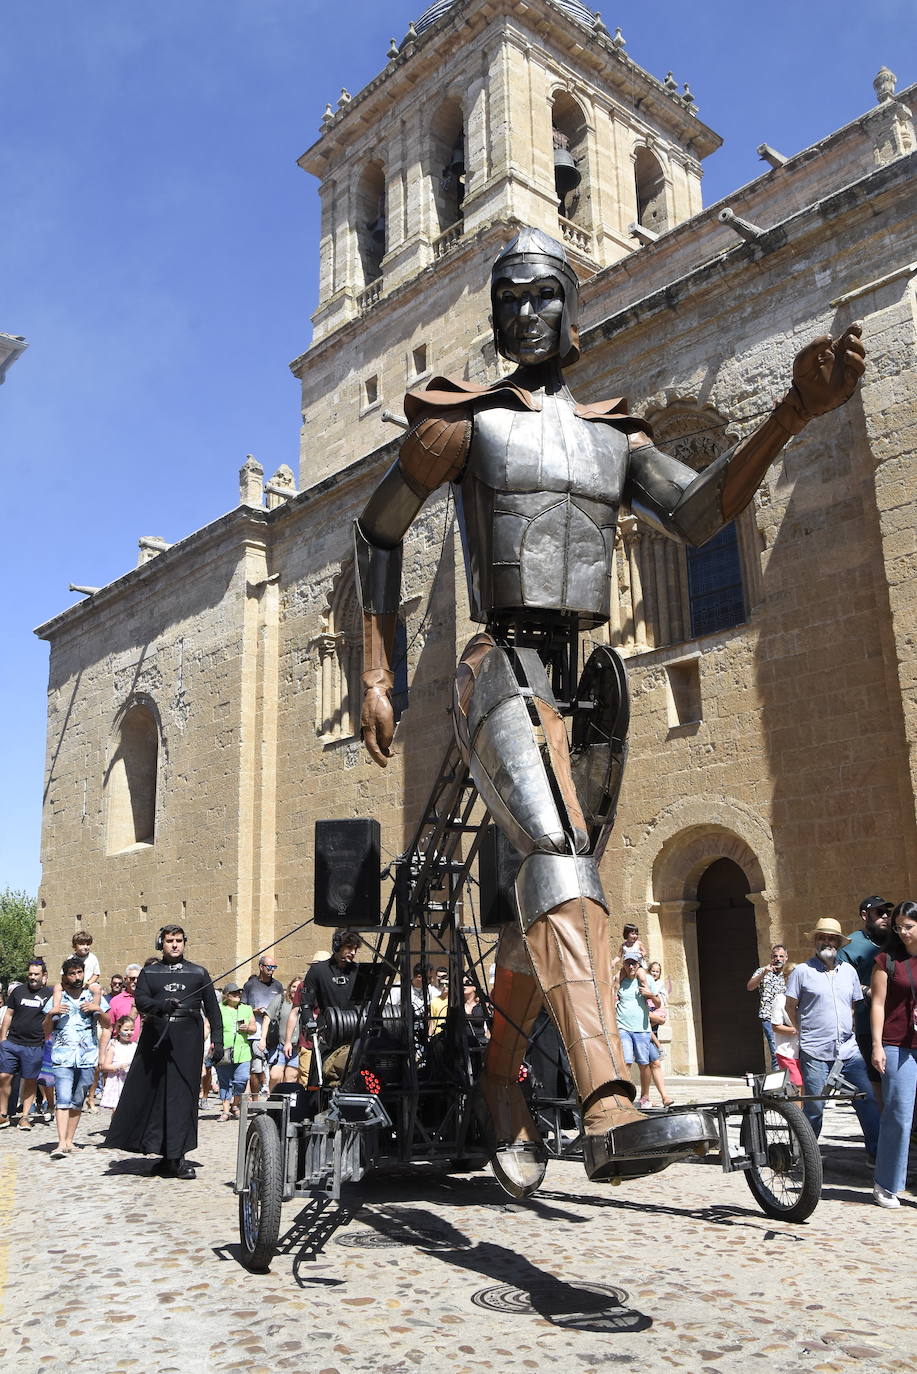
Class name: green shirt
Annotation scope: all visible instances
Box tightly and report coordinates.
[220,1002,254,1064]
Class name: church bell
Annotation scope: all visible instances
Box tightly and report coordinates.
[553,129,581,212]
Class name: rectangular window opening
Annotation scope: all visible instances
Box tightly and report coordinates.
[364,375,379,408]
[665,658,702,729]
[411,343,428,377]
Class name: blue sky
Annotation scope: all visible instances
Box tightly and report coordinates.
[1,0,913,895]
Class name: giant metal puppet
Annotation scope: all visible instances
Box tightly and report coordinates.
[354,228,865,1194]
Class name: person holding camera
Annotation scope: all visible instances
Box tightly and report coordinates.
[746,944,788,1071]
[106,925,223,1179]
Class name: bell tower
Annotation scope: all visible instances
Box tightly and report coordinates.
[292,0,722,486]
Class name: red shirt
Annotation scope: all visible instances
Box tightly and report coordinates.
[875,953,917,1049]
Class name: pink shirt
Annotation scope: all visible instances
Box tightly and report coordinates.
[107,991,141,1040]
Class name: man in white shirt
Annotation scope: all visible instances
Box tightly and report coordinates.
[785,918,880,1156]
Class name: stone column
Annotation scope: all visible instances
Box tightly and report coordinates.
[607,542,623,645]
[621,517,647,649]
[651,533,670,647]
[747,891,776,964]
[651,898,701,1075]
[315,634,339,737]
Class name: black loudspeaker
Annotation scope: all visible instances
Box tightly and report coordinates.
[314,818,382,929]
[478,823,523,931]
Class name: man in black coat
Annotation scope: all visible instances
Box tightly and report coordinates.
[106,925,223,1179]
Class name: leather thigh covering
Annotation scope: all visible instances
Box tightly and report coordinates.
[453,636,588,857]
[516,851,630,1108]
[484,926,544,1085]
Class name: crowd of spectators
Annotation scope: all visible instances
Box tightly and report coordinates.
[745,894,917,1209]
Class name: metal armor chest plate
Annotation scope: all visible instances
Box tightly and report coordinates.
[455,392,627,626]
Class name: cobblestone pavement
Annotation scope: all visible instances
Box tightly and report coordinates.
[1,1076,913,1374]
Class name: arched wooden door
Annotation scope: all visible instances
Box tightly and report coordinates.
[696,857,764,1075]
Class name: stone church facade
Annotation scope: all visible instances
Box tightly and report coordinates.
[35,0,917,1074]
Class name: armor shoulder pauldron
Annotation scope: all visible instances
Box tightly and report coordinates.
[400,408,472,494]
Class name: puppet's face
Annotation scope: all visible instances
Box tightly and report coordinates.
[493,273,564,365]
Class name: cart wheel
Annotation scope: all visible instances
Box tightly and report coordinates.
[239,1114,283,1271]
[741,1098,822,1222]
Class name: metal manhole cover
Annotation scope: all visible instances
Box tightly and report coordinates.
[336,1227,465,1250]
[470,1282,645,1333]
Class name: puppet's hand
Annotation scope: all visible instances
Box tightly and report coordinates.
[792,322,866,417]
[361,683,395,768]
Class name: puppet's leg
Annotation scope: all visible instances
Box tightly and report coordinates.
[455,635,546,1195]
[479,923,548,1196]
[455,636,714,1181]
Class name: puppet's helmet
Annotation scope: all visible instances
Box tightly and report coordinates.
[490,227,581,367]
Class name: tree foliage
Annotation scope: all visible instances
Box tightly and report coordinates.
[0,888,38,986]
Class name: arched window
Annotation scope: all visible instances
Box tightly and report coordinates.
[686,525,745,638]
[105,701,159,853]
[430,97,465,239]
[551,91,590,232]
[634,146,668,232]
[356,161,386,286]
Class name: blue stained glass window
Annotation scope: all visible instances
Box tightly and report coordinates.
[686,522,745,638]
[392,619,409,724]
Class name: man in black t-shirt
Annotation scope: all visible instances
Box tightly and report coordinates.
[0,960,50,1128]
[299,930,362,1085]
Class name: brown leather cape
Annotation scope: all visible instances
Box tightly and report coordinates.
[403,373,653,439]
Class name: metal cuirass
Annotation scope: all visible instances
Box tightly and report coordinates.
[454,391,627,627]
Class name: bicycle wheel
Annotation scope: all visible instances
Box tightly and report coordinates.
[741,1098,822,1222]
[239,1113,284,1271]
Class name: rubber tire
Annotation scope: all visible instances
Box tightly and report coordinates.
[239,1114,284,1271]
[742,1098,822,1222]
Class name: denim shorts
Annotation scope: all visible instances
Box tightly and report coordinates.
[268,1046,299,1069]
[619,1029,659,1066]
[52,1065,95,1109]
[0,1040,44,1080]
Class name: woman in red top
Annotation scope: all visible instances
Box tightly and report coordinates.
[870,900,917,1208]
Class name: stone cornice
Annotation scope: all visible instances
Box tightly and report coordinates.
[299,0,720,177]
[578,151,916,351]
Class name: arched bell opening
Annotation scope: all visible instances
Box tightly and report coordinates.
[356,160,386,286]
[430,97,466,237]
[551,90,589,228]
[634,145,669,233]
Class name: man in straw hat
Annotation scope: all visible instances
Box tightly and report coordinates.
[785,917,881,1156]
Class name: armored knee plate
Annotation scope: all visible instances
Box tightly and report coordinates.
[515,852,606,932]
[455,643,587,856]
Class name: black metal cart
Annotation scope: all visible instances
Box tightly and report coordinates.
[234,739,825,1271]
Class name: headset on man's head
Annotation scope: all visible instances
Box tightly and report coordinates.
[155,925,187,952]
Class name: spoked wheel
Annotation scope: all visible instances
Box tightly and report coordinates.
[741,1098,822,1222]
[239,1114,283,1271]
